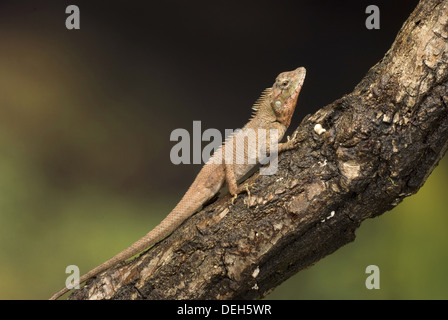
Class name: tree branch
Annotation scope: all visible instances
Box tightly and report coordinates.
[69,0,448,300]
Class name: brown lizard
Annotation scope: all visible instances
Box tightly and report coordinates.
[50,66,306,300]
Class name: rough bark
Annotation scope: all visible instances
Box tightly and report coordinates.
[69,0,448,300]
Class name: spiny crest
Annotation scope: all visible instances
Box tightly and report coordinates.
[251,88,272,117]
[207,87,273,162]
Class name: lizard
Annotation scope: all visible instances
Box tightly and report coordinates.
[50,66,306,300]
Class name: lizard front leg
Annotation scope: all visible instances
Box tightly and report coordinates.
[277,130,301,153]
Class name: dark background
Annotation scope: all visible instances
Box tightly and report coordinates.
[1,0,447,299]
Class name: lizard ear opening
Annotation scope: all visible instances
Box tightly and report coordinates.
[272,99,284,115]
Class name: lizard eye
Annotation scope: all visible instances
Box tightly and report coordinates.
[280,79,290,88]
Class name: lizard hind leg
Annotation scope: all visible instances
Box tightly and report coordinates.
[225,164,252,206]
[224,164,239,204]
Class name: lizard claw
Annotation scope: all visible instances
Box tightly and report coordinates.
[231,193,238,205]
[243,185,252,208]
[287,130,299,142]
[230,183,254,207]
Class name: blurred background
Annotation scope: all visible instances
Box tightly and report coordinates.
[1,0,447,300]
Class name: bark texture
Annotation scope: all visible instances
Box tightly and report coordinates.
[69,0,448,300]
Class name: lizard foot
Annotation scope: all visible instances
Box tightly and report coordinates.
[243,184,253,208]
[230,183,254,207]
[278,130,301,152]
[231,193,238,205]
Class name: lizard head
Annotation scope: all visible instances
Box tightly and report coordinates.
[271,67,306,127]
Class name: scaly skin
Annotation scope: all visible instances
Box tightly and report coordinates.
[50,67,306,300]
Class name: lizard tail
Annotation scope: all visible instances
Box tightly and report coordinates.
[49,223,162,300]
[49,168,222,300]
